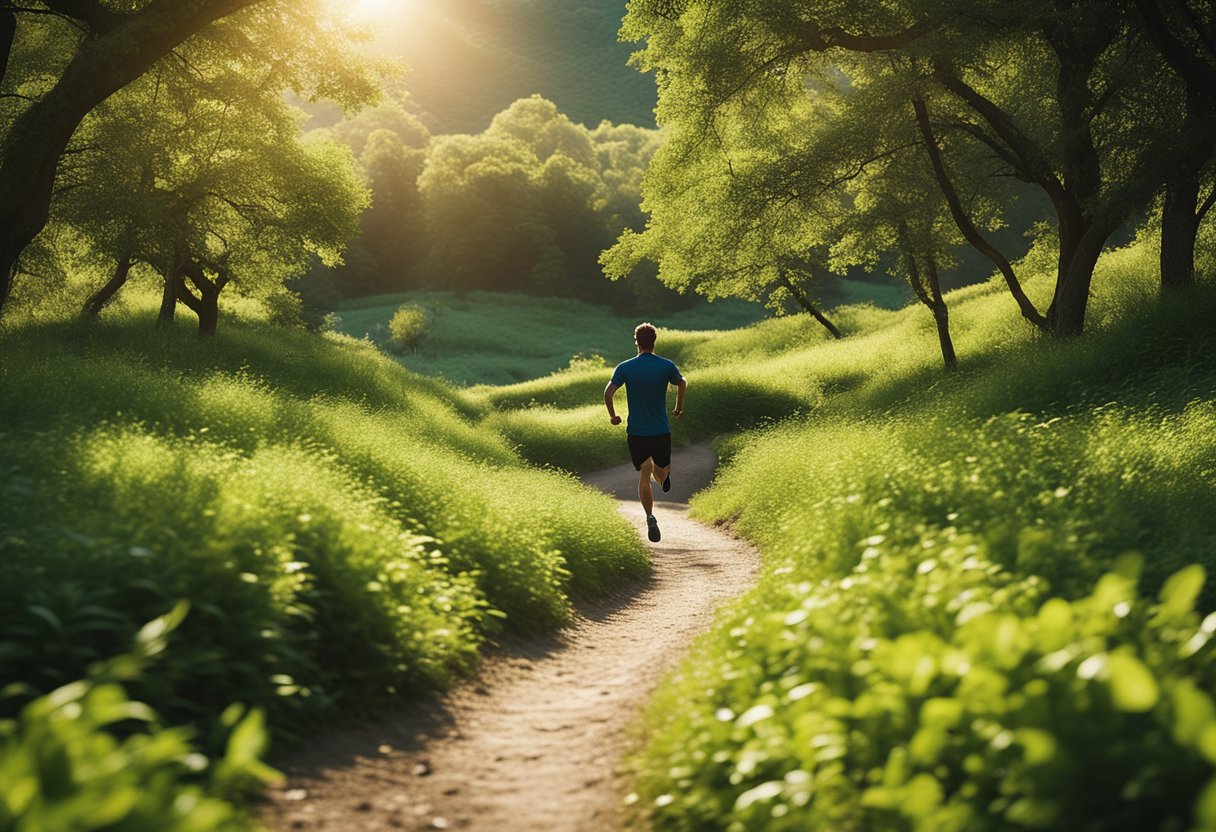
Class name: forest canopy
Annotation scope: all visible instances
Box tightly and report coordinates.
[307,94,681,313]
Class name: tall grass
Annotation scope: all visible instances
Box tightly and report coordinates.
[625,237,1216,829]
[0,315,647,746]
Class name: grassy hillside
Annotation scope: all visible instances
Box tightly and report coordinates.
[593,238,1216,829]
[334,290,771,385]
[333,281,907,387]
[0,312,647,781]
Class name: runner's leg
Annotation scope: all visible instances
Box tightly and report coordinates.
[638,458,655,516]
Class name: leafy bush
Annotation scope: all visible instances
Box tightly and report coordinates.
[387,302,431,353]
[635,549,1216,831]
[0,314,646,746]
[0,606,279,832]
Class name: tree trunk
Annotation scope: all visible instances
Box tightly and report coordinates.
[899,222,957,370]
[0,7,15,89]
[82,254,134,319]
[1159,84,1216,293]
[777,268,842,339]
[196,290,219,337]
[1047,225,1107,337]
[1161,176,1200,292]
[911,98,1048,331]
[0,0,265,319]
[182,260,226,337]
[158,265,179,326]
[924,251,957,370]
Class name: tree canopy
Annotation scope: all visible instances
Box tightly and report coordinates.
[610,0,1214,338]
[0,0,384,320]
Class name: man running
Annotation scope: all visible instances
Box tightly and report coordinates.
[603,322,687,543]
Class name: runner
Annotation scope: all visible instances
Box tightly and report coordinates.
[603,322,687,542]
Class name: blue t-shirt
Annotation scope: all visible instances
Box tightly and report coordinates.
[610,352,684,436]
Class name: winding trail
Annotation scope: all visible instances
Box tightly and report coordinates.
[261,443,759,832]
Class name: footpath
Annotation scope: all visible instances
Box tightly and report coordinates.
[261,443,760,832]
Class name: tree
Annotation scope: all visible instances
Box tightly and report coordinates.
[0,0,382,318]
[415,95,675,307]
[1133,0,1216,290]
[0,0,267,316]
[53,18,368,335]
[619,0,1177,337]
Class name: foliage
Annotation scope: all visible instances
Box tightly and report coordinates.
[388,302,431,353]
[315,95,683,311]
[613,0,1190,337]
[0,312,647,745]
[0,605,278,832]
[0,0,388,321]
[616,235,1216,828]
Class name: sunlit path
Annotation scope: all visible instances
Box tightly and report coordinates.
[260,443,759,831]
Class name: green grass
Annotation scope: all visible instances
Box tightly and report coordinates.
[7,230,1215,830]
[331,281,903,388]
[333,290,771,386]
[0,312,647,751]
[617,235,1216,829]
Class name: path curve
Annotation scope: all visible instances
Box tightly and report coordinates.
[261,443,759,832]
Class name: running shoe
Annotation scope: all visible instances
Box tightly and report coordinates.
[647,514,661,542]
[662,474,671,493]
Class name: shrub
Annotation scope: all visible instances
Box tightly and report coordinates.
[634,547,1216,831]
[0,314,646,747]
[388,302,431,353]
[0,607,279,832]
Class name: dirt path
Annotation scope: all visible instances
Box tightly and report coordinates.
[260,443,759,832]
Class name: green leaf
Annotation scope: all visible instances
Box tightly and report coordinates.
[135,600,190,656]
[1107,653,1159,712]
[1157,564,1205,624]
[1171,678,1215,747]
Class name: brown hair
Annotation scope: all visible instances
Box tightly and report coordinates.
[634,322,657,350]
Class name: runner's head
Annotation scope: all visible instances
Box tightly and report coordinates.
[634,322,657,352]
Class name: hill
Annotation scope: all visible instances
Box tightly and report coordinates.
[0,307,650,825]
[332,281,910,386]
[479,231,1216,830]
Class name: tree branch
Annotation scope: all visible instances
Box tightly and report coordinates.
[38,0,123,33]
[912,97,1048,329]
[1134,0,1216,90]
[932,61,1064,198]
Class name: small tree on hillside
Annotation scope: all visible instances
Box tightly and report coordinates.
[58,42,368,335]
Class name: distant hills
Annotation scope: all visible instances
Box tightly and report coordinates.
[366,0,657,133]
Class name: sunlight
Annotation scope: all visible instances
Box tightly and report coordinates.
[350,0,419,21]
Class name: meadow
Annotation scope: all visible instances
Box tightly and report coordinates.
[354,231,1216,829]
[331,279,908,386]
[4,231,1215,830]
[611,240,1216,829]
[0,301,648,827]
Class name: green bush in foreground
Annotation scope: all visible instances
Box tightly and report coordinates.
[636,545,1216,831]
[626,249,1216,828]
[0,606,277,832]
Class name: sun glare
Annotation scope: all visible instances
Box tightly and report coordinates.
[351,0,415,20]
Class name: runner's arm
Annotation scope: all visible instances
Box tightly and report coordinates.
[672,378,687,419]
[604,382,622,425]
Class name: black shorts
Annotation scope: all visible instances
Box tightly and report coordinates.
[627,433,672,471]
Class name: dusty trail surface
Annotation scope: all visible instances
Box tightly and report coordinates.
[261,443,759,832]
